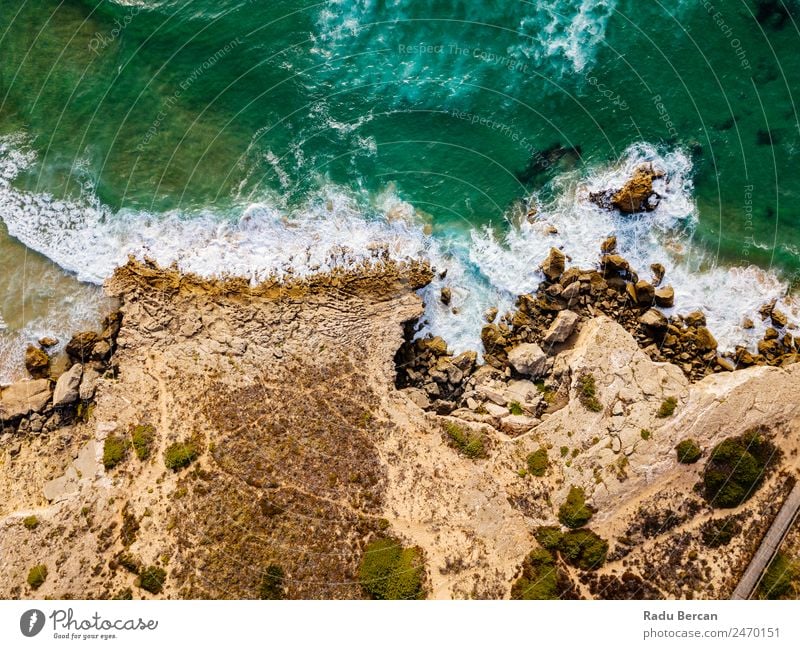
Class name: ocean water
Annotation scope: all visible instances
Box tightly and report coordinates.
[1,0,800,380]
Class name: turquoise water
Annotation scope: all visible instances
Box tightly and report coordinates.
[2,0,800,376]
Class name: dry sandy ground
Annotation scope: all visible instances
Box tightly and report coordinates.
[1,260,799,599]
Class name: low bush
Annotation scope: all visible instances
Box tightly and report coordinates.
[131,425,156,461]
[259,564,285,600]
[558,486,593,529]
[359,537,425,600]
[510,548,560,600]
[23,515,39,530]
[508,401,524,416]
[164,439,199,471]
[139,566,166,594]
[27,564,48,590]
[675,439,702,464]
[526,448,549,477]
[703,428,776,508]
[557,529,608,571]
[443,422,487,459]
[577,374,602,412]
[700,516,742,548]
[656,397,678,418]
[640,429,652,441]
[103,435,128,470]
[533,526,563,550]
[757,552,796,600]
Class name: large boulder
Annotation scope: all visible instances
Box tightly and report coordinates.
[694,327,718,352]
[540,248,565,282]
[543,310,580,345]
[79,367,102,401]
[53,364,83,407]
[418,336,448,357]
[508,343,547,377]
[0,379,52,421]
[639,308,668,331]
[65,332,98,362]
[25,345,50,379]
[654,286,675,308]
[600,254,630,275]
[591,164,664,214]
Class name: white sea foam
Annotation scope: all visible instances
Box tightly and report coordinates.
[514,0,618,74]
[314,0,619,83]
[0,134,797,376]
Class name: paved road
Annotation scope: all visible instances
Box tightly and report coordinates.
[731,481,800,600]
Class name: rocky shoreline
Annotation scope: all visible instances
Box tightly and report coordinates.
[0,311,121,441]
[395,239,799,436]
[0,230,799,600]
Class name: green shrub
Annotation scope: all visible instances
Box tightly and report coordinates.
[443,422,487,459]
[112,587,133,600]
[577,374,602,412]
[758,552,796,599]
[675,439,702,464]
[640,429,652,441]
[164,440,199,471]
[700,516,742,548]
[131,425,156,461]
[27,564,48,590]
[558,486,593,529]
[508,401,524,416]
[23,515,39,530]
[703,429,776,508]
[103,434,128,470]
[557,529,608,571]
[656,396,678,418]
[259,564,285,600]
[359,538,424,600]
[510,548,561,600]
[139,566,166,594]
[560,446,569,458]
[533,526,563,550]
[526,448,549,477]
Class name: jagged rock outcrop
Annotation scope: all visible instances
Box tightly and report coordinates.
[24,345,50,379]
[590,163,664,213]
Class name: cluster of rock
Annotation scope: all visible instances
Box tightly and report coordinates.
[733,302,798,368]
[0,311,121,437]
[398,239,799,428]
[394,333,478,414]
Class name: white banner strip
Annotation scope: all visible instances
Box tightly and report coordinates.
[0,600,797,648]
